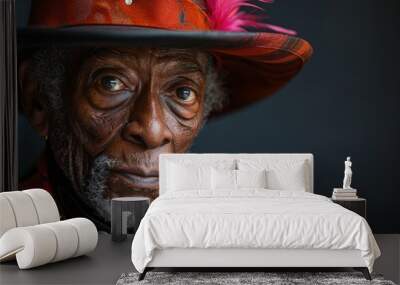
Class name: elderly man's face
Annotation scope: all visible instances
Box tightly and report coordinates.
[19,47,212,214]
[67,48,208,198]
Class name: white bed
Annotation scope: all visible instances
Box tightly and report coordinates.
[131,154,380,280]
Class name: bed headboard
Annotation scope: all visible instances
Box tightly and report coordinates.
[159,153,314,195]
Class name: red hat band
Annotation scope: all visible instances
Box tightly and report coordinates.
[29,0,210,31]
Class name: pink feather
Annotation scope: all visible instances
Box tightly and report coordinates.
[205,0,296,35]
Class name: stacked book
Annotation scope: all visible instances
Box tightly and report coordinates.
[332,188,358,200]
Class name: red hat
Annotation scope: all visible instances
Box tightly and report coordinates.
[19,0,313,114]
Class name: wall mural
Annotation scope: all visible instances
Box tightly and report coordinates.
[18,0,312,231]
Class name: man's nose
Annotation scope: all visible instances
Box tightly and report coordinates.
[122,91,172,149]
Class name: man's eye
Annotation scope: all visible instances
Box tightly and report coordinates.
[100,76,126,92]
[176,87,195,102]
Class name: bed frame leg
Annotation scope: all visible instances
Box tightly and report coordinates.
[138,268,148,281]
[354,267,371,280]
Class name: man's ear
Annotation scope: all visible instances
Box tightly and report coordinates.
[19,59,49,137]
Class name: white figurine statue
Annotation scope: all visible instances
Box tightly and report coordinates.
[342,156,353,189]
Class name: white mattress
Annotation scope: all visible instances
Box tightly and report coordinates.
[131,190,380,273]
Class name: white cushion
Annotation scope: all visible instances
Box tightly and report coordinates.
[211,168,237,190]
[0,191,40,227]
[65,218,98,257]
[42,221,79,262]
[159,154,313,194]
[0,189,97,269]
[238,159,307,191]
[167,163,211,191]
[166,158,235,170]
[164,158,236,193]
[23,189,60,224]
[211,169,268,191]
[0,189,60,238]
[0,196,17,237]
[236,169,267,189]
[0,218,97,269]
[0,225,57,268]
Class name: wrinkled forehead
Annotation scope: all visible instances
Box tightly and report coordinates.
[77,47,210,73]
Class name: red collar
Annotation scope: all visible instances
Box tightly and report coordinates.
[19,151,53,194]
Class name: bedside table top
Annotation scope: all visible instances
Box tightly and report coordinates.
[331,197,366,201]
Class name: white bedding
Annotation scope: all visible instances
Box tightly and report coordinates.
[131,190,380,273]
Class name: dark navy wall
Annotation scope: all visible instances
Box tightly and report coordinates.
[192,1,400,233]
[17,0,400,233]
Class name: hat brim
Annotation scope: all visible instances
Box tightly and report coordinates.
[18,26,313,115]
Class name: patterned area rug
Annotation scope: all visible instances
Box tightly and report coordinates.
[116,272,396,285]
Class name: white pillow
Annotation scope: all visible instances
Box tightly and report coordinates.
[211,169,267,190]
[269,166,306,191]
[167,163,211,191]
[166,158,236,171]
[238,159,307,191]
[211,168,237,190]
[236,169,267,189]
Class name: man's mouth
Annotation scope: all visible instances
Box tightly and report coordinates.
[111,166,159,190]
